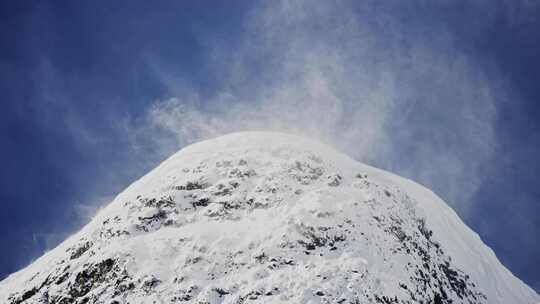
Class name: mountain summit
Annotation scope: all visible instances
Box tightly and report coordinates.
[1,132,537,304]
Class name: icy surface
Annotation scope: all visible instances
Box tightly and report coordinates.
[0,132,538,303]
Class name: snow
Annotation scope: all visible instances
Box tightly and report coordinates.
[0,131,538,303]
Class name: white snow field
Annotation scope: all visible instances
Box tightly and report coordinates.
[0,132,538,303]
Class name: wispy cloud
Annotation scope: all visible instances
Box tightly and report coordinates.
[124,0,504,216]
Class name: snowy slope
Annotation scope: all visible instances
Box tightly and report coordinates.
[0,131,537,304]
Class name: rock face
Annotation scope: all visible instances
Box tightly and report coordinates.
[0,132,538,304]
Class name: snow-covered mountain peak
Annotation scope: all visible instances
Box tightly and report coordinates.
[1,131,538,304]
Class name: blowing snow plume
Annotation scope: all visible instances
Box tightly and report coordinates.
[127,1,500,216]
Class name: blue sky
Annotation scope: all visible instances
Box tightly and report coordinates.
[1,0,539,292]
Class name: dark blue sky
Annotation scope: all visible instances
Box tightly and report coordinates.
[1,0,539,292]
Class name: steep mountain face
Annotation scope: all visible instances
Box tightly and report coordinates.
[0,132,537,304]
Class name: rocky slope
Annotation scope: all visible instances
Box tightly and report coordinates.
[0,132,538,304]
